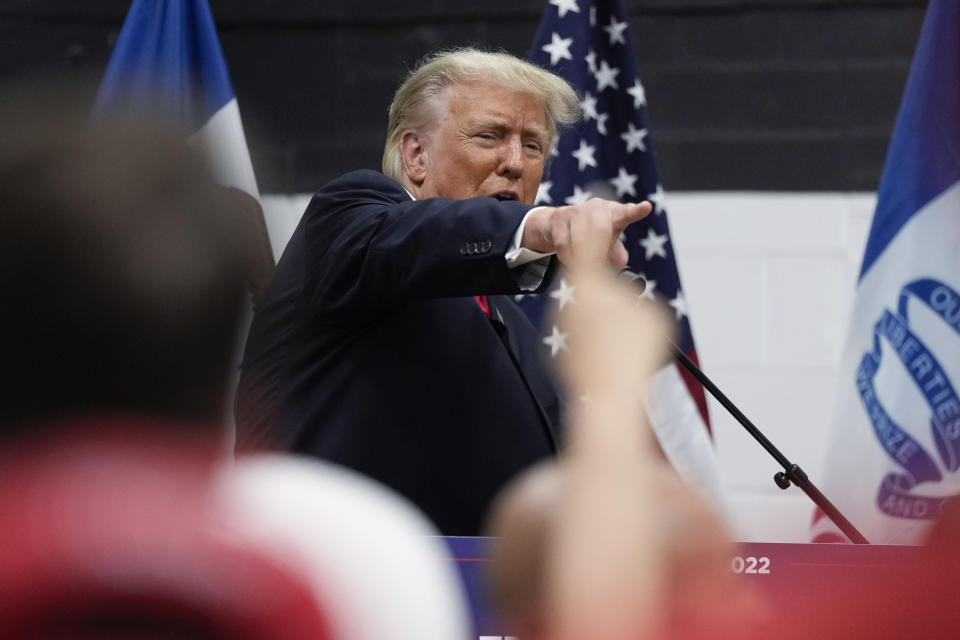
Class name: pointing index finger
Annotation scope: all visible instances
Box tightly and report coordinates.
[611,201,652,230]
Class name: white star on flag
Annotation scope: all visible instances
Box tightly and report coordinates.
[589,5,596,26]
[536,181,553,204]
[571,138,597,171]
[638,227,669,260]
[549,278,576,310]
[579,92,599,121]
[620,122,648,153]
[669,291,687,320]
[595,59,620,91]
[542,32,574,66]
[549,0,580,18]
[609,166,638,197]
[596,112,609,135]
[647,183,666,214]
[604,16,628,45]
[543,325,569,357]
[627,79,646,108]
[564,185,593,204]
[585,49,598,74]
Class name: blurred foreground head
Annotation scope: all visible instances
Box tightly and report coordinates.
[486,460,739,639]
[0,79,246,432]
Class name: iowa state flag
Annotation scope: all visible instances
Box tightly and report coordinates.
[93,0,273,443]
[94,0,259,198]
[813,0,960,544]
[524,0,723,507]
[92,0,272,288]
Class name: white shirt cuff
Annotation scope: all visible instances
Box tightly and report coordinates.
[505,206,554,266]
[506,207,554,291]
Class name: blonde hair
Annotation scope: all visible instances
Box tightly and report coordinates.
[382,48,581,181]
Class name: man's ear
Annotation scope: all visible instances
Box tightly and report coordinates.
[400,130,428,187]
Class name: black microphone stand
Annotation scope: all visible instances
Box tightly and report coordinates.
[669,341,870,545]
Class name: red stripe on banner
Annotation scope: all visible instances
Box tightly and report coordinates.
[788,562,919,569]
[811,533,849,544]
[810,506,849,543]
[677,348,711,435]
[811,507,826,525]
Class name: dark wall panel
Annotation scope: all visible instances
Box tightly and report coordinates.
[0,0,929,191]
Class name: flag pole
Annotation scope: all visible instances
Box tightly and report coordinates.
[669,342,870,544]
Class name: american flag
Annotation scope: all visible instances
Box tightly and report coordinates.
[522,0,722,492]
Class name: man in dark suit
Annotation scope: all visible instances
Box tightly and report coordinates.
[237,48,651,534]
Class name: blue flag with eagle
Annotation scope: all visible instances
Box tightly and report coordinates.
[524,0,723,505]
[812,0,960,545]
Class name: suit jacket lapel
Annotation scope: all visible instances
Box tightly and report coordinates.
[487,296,562,451]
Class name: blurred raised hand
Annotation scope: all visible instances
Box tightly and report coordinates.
[545,251,671,640]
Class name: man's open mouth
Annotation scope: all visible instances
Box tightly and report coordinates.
[492,192,518,201]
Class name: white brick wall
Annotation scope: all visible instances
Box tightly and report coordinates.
[668,193,875,542]
[261,191,877,543]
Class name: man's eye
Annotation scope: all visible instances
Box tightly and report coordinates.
[476,133,496,140]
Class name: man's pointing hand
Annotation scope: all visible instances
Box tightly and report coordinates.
[521,199,652,269]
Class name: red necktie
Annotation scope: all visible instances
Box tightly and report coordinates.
[474,295,490,318]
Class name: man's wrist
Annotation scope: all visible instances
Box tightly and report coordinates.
[518,206,553,254]
[507,206,554,267]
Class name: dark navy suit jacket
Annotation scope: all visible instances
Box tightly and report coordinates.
[236,170,562,535]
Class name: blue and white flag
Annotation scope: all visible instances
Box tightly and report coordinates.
[525,0,724,508]
[93,0,264,233]
[813,0,960,544]
[93,0,270,444]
